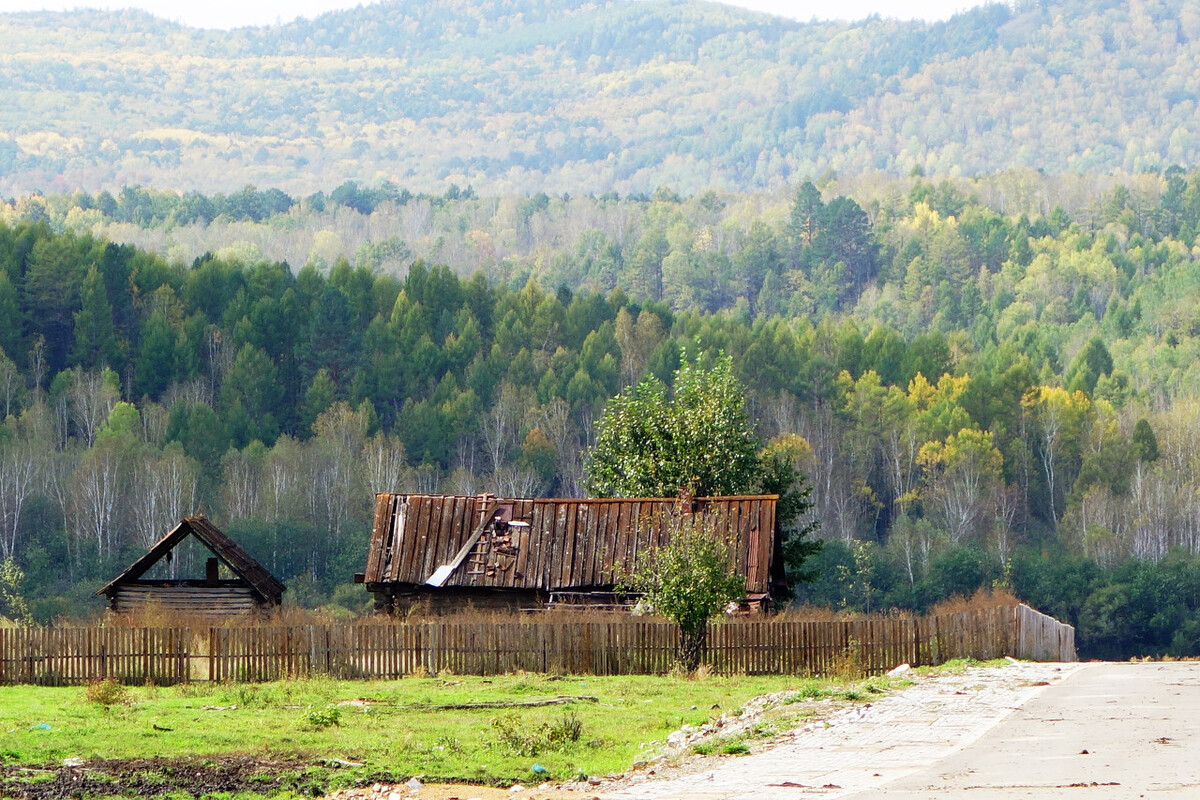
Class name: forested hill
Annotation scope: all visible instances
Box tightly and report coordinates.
[8,169,1200,656]
[3,0,1200,196]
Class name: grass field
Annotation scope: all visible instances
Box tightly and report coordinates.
[0,665,934,798]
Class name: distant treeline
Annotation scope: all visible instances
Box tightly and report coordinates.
[6,1,1200,194]
[5,171,1200,657]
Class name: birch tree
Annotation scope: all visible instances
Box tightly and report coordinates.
[0,437,37,560]
[918,428,1003,544]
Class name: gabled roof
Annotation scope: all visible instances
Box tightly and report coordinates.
[97,516,285,604]
[364,494,778,596]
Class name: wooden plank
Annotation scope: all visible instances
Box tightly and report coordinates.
[383,496,405,582]
[387,497,412,583]
[609,500,629,587]
[593,501,614,585]
[421,498,448,587]
[512,503,535,587]
[447,497,469,577]
[407,496,435,584]
[549,503,566,592]
[562,501,583,589]
[614,500,633,581]
[550,501,570,590]
[527,503,548,589]
[540,501,561,589]
[364,494,394,583]
[420,495,452,585]
[578,506,597,587]
[395,497,424,584]
[430,500,498,586]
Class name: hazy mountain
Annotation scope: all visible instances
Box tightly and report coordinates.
[0,0,1196,195]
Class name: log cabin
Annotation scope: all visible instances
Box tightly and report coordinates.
[97,516,284,616]
[357,493,783,613]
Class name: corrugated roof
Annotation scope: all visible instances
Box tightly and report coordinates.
[96,516,285,604]
[364,494,777,594]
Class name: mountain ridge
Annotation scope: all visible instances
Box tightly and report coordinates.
[0,0,1195,195]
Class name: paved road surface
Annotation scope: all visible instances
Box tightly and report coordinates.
[604,661,1200,800]
[851,662,1200,799]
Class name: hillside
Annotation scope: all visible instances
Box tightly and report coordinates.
[2,0,1199,195]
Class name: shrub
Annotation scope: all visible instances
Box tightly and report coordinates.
[490,712,583,756]
[84,678,129,707]
[305,706,341,729]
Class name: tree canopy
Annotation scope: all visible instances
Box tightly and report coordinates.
[586,355,760,499]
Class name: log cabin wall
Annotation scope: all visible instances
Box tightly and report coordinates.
[109,584,264,616]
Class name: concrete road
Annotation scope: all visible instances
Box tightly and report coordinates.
[604,661,1200,800]
[851,662,1200,799]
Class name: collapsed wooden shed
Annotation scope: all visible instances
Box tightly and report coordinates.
[97,516,284,616]
[358,493,782,613]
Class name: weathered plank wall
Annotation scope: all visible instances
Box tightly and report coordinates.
[0,605,1075,685]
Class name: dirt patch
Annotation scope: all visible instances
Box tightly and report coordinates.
[0,754,319,799]
[0,755,601,800]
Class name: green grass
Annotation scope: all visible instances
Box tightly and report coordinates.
[0,668,938,797]
[0,674,807,790]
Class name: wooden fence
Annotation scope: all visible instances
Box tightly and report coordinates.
[0,626,192,686]
[0,604,1074,685]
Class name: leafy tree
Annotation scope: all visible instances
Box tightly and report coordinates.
[917,428,1003,544]
[300,368,337,436]
[586,355,760,498]
[787,181,823,260]
[620,509,746,671]
[0,557,31,625]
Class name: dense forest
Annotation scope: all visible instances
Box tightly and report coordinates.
[4,0,1200,195]
[6,167,1200,658]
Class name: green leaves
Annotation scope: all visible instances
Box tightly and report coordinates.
[619,512,747,670]
[586,356,759,499]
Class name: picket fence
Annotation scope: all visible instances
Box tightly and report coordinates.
[0,604,1074,685]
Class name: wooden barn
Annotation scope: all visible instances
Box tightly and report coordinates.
[97,516,284,616]
[357,493,782,613]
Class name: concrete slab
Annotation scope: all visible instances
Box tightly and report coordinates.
[603,661,1084,800]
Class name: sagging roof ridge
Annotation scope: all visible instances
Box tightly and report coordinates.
[96,515,285,603]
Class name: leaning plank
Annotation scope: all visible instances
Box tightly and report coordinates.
[426,501,499,586]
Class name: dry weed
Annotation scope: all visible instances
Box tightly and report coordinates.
[929,587,1020,616]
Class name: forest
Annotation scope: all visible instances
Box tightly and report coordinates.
[4,0,1200,196]
[5,167,1200,659]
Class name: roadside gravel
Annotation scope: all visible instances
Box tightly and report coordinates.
[601,659,1083,800]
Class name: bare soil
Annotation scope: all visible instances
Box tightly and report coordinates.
[0,755,320,799]
[0,754,603,800]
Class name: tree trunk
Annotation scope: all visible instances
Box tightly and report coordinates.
[679,626,708,672]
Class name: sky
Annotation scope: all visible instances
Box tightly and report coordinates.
[0,0,993,30]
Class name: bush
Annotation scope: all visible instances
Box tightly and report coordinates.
[490,712,583,756]
[84,678,129,707]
